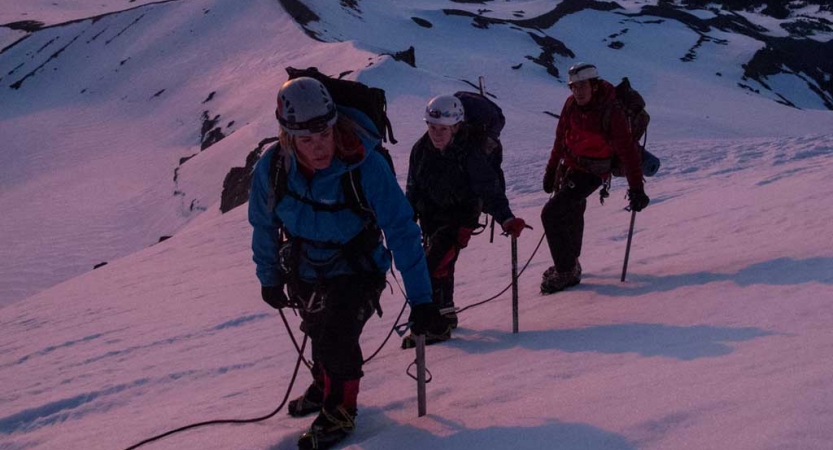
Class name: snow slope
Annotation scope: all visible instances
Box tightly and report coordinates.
[2,0,832,307]
[1,1,833,449]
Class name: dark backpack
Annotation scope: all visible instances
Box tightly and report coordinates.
[454,91,507,188]
[602,77,661,178]
[453,91,506,142]
[286,66,397,144]
[453,91,508,238]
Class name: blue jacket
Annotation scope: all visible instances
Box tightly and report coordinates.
[248,107,432,306]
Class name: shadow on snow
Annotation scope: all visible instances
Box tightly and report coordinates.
[268,406,636,450]
[448,323,772,361]
[584,256,833,297]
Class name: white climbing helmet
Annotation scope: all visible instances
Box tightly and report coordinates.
[568,62,600,85]
[275,77,338,136]
[424,94,465,126]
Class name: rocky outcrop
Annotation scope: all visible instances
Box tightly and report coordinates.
[219,137,279,214]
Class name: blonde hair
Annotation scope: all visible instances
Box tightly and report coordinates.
[279,114,369,161]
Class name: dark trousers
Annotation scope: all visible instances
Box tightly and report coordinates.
[294,274,385,382]
[421,220,473,311]
[541,171,603,273]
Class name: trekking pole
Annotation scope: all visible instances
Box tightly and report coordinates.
[621,209,637,282]
[415,334,427,416]
[476,75,498,245]
[511,236,519,333]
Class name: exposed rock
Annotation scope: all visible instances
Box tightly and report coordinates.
[525,33,574,79]
[341,0,361,13]
[200,111,226,150]
[744,38,833,110]
[220,137,279,213]
[511,0,620,29]
[678,0,830,19]
[278,0,322,41]
[388,46,416,67]
[4,20,44,32]
[781,17,833,37]
[412,17,433,28]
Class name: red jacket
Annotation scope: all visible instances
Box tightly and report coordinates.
[547,80,643,190]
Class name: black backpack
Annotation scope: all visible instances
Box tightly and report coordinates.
[454,91,507,189]
[453,91,508,238]
[285,66,397,144]
[602,77,661,178]
[453,91,506,142]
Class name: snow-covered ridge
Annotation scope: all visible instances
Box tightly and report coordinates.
[1,1,833,449]
[2,0,833,308]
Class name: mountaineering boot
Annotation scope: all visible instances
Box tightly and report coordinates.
[298,376,359,449]
[402,323,451,350]
[288,382,324,417]
[401,299,452,349]
[541,265,581,294]
[543,259,581,281]
[297,405,356,450]
[439,306,458,329]
[289,363,326,417]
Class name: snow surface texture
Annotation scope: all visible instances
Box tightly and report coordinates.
[1,1,833,449]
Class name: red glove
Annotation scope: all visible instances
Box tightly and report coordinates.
[457,227,474,248]
[501,218,527,238]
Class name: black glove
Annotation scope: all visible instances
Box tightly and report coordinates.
[628,188,650,212]
[543,165,557,194]
[261,285,289,309]
[409,303,443,335]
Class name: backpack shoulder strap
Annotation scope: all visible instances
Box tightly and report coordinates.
[600,99,625,143]
[340,167,377,224]
[267,142,289,212]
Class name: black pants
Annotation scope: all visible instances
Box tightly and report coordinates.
[421,219,473,312]
[541,171,603,273]
[293,274,385,381]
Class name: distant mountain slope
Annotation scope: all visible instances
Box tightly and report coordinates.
[281,0,833,110]
[0,0,173,29]
[1,0,832,309]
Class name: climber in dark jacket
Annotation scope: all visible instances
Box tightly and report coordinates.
[403,94,527,348]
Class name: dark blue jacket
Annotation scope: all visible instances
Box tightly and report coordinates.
[406,126,514,228]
